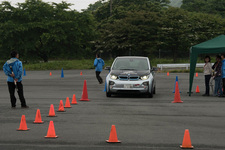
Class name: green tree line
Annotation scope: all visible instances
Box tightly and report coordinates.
[0,0,225,62]
[89,0,225,61]
[0,0,97,62]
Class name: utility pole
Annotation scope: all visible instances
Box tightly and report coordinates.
[110,0,113,16]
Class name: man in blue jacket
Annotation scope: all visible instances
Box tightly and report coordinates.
[94,53,105,84]
[3,51,28,108]
[221,54,225,96]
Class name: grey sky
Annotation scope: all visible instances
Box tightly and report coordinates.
[0,0,100,11]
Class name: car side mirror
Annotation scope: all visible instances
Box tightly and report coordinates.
[105,66,111,70]
[151,67,158,71]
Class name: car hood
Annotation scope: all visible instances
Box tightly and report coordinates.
[110,70,150,76]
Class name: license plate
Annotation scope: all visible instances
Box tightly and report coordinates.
[124,84,133,89]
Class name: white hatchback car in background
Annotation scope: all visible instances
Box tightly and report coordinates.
[105,56,157,98]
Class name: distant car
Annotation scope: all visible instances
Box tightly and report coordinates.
[105,56,156,98]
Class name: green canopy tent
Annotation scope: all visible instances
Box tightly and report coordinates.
[189,35,225,96]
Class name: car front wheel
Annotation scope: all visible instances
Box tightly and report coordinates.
[147,86,154,98]
[153,86,156,94]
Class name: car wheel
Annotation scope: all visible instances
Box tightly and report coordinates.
[148,86,154,98]
[106,85,111,97]
[148,92,153,98]
[153,86,156,94]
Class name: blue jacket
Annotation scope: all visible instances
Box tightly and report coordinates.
[222,59,225,78]
[94,58,104,72]
[3,58,23,82]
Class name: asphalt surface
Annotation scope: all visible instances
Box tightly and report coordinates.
[0,70,225,150]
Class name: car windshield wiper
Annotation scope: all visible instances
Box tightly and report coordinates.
[119,69,136,70]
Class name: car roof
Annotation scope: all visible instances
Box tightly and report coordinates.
[116,56,148,59]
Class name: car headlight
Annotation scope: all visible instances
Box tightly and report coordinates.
[141,75,149,80]
[110,75,118,80]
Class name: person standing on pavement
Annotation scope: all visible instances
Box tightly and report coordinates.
[3,51,29,108]
[94,53,105,84]
[221,54,225,96]
[203,56,213,96]
[212,55,223,97]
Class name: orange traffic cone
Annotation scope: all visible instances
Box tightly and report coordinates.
[17,115,30,131]
[71,94,78,104]
[45,121,58,138]
[80,72,83,76]
[33,109,44,124]
[65,97,71,108]
[167,72,169,76]
[80,80,90,101]
[196,72,198,77]
[106,125,121,143]
[50,72,52,76]
[172,81,183,103]
[47,104,56,117]
[180,129,194,149]
[196,85,200,93]
[57,100,66,112]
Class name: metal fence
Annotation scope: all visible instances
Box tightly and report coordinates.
[157,63,214,70]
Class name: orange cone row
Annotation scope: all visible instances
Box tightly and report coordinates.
[17,80,88,136]
[105,125,194,147]
[17,115,194,147]
[18,89,82,131]
[16,78,194,148]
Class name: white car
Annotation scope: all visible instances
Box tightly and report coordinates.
[106,56,156,98]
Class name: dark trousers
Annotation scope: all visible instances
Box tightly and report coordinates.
[223,78,225,95]
[204,75,211,95]
[7,82,26,107]
[95,71,103,83]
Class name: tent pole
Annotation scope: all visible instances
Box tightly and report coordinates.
[189,47,198,96]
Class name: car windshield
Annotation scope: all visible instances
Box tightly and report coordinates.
[112,58,149,70]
